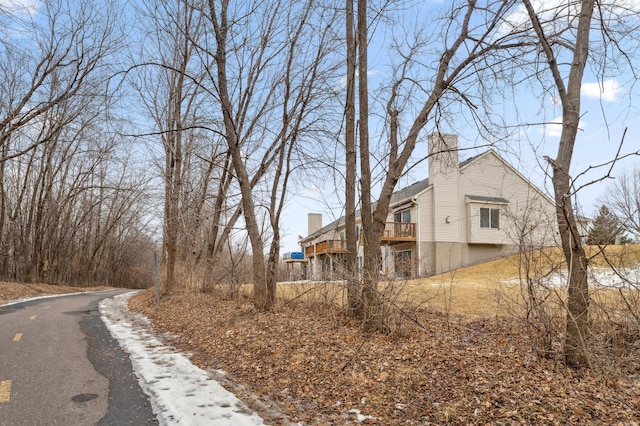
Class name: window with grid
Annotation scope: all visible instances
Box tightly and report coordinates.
[480,207,500,229]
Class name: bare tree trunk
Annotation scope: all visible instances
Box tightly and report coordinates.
[163,123,181,293]
[208,0,269,310]
[345,0,360,316]
[205,152,233,261]
[356,0,385,331]
[161,46,188,294]
[351,1,510,331]
[203,151,246,290]
[133,0,207,293]
[0,154,5,277]
[523,0,595,368]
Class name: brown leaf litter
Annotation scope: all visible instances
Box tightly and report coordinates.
[129,289,640,425]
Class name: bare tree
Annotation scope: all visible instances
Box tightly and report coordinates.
[603,167,640,240]
[1,116,153,287]
[521,0,594,368]
[517,0,640,367]
[0,0,119,162]
[130,0,244,294]
[204,0,340,310]
[0,0,123,279]
[0,0,153,288]
[134,0,209,293]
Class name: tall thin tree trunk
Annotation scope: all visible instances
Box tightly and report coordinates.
[163,82,183,294]
[209,0,270,311]
[0,156,5,278]
[356,0,384,330]
[523,0,594,368]
[345,0,360,316]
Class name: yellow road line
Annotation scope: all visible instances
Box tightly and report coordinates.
[13,333,22,342]
[0,380,11,402]
[30,315,36,320]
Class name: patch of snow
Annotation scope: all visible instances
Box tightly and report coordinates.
[99,292,265,426]
[278,279,347,285]
[503,265,640,289]
[348,408,374,423]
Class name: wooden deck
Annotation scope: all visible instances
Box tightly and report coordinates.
[305,240,348,258]
[304,222,417,258]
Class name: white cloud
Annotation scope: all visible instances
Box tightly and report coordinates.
[498,1,640,38]
[336,69,378,89]
[544,116,586,138]
[544,116,564,138]
[581,79,624,102]
[0,0,41,17]
[498,0,580,37]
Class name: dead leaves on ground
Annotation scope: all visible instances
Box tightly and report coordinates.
[128,290,640,425]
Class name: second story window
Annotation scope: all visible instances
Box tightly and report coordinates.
[394,209,411,223]
[480,207,499,229]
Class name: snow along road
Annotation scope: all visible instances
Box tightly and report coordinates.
[99,292,266,426]
[1,291,265,426]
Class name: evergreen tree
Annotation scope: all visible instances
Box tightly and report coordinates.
[587,205,621,245]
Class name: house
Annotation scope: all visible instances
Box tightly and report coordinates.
[299,133,559,280]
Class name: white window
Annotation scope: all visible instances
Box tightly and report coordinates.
[394,209,411,223]
[480,207,499,229]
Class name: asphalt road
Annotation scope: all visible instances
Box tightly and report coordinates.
[0,290,158,426]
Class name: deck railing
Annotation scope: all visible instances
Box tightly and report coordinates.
[305,239,347,257]
[306,223,416,258]
[382,222,416,239]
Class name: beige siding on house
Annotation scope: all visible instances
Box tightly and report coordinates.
[465,201,510,245]
[459,151,557,249]
[417,188,433,242]
[429,134,461,244]
[300,137,558,279]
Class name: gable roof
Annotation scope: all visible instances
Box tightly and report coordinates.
[303,215,344,241]
[458,152,482,168]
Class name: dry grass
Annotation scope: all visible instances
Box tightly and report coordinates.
[274,252,525,320]
[587,244,640,267]
[275,245,640,319]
